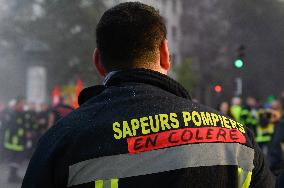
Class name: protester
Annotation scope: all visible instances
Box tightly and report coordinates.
[22,2,274,188]
[48,97,74,128]
[268,96,284,187]
[23,103,38,159]
[2,97,27,183]
[230,97,242,121]
[36,103,51,136]
[217,101,231,117]
[240,97,259,134]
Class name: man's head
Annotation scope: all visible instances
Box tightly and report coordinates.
[246,96,257,108]
[231,97,242,106]
[94,2,170,76]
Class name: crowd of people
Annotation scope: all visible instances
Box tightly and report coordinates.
[1,92,284,184]
[216,92,284,185]
[0,97,73,183]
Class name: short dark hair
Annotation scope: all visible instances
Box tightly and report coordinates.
[96,2,167,71]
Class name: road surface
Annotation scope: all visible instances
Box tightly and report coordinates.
[0,161,28,188]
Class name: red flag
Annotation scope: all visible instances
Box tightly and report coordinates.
[73,79,83,108]
[51,86,61,106]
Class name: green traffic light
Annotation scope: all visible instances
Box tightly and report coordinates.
[234,59,244,69]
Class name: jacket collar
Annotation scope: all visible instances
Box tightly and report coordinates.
[78,68,191,106]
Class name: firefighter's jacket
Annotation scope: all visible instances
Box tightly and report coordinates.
[3,110,27,152]
[22,69,275,188]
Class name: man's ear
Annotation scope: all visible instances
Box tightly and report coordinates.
[93,48,107,77]
[159,39,170,73]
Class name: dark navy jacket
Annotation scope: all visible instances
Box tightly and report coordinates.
[22,69,274,188]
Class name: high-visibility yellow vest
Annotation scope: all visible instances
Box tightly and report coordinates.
[255,123,274,143]
[3,128,25,152]
[231,105,242,121]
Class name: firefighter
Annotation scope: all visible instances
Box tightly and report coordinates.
[48,97,73,128]
[3,97,26,183]
[255,100,280,155]
[24,103,39,158]
[22,2,274,188]
[256,108,278,155]
[0,104,10,162]
[36,103,50,136]
[230,97,242,122]
[268,96,284,187]
[240,97,259,135]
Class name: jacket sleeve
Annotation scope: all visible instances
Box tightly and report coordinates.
[21,123,71,188]
[248,129,276,188]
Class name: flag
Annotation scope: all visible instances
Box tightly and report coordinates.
[51,86,61,106]
[73,79,83,108]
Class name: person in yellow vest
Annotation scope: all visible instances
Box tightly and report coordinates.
[3,97,27,183]
[230,97,242,121]
[268,94,284,187]
[240,97,259,135]
[256,106,281,155]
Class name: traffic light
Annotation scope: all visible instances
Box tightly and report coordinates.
[234,59,244,69]
[233,45,245,69]
[214,84,222,93]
